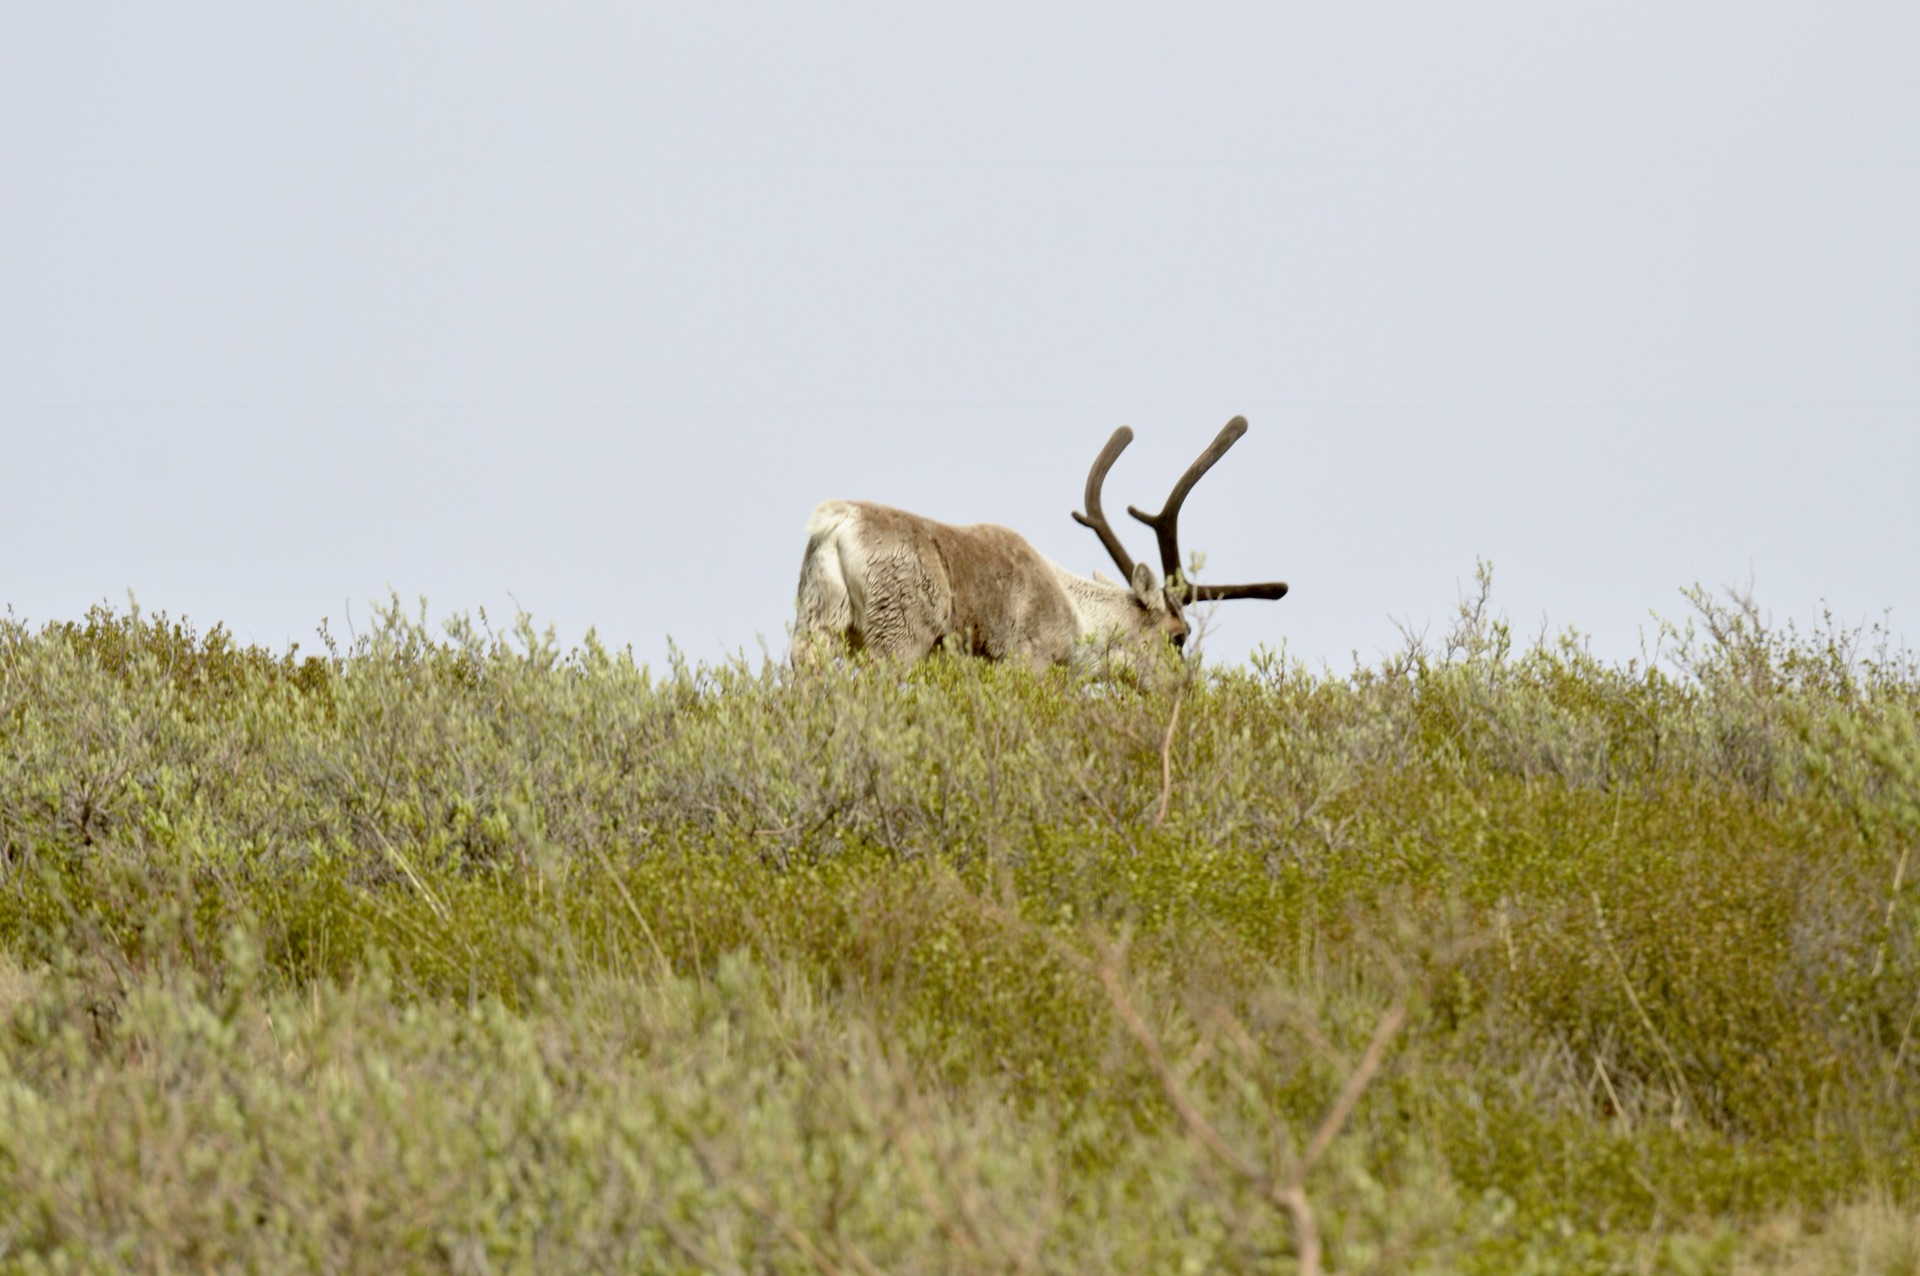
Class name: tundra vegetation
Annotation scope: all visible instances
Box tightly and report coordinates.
[1,579,1918,1274]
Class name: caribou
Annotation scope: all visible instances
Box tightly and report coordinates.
[794,416,1288,666]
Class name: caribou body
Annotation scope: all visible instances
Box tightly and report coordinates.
[795,417,1288,666]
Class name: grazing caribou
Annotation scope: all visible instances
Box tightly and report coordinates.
[794,417,1288,666]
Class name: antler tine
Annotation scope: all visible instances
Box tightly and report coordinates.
[1189,580,1290,602]
[1127,416,1250,583]
[1071,426,1139,580]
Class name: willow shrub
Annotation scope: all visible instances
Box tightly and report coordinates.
[1,588,1917,1273]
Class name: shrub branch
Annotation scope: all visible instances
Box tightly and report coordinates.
[1022,908,1407,1276]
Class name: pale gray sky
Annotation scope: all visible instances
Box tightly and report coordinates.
[3,5,1916,669]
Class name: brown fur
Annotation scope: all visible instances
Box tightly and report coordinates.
[796,501,1176,666]
[797,421,1287,666]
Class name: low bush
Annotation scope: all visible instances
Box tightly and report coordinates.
[1,583,1915,1272]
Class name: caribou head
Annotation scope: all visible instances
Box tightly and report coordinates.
[795,416,1288,666]
[1071,415,1290,652]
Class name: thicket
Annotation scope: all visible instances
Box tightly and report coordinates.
[1,582,1917,1274]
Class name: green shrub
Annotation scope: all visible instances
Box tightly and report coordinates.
[1,585,1916,1271]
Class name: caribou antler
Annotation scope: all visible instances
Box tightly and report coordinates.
[1127,416,1290,602]
[1072,426,1140,581]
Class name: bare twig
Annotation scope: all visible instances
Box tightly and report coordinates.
[1285,997,1408,1186]
[1068,761,1127,835]
[726,1171,852,1276]
[650,1204,739,1276]
[1091,949,1267,1183]
[1592,1053,1625,1120]
[589,841,672,975]
[1894,992,1920,1075]
[1872,841,1913,979]
[1591,892,1695,1125]
[884,1048,993,1266]
[1153,694,1184,829]
[691,1136,857,1276]
[955,875,1409,1276]
[1078,929,1405,1276]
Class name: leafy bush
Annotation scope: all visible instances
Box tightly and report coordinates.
[1,585,1916,1272]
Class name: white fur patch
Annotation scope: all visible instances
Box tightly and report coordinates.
[805,499,857,539]
[795,501,862,641]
